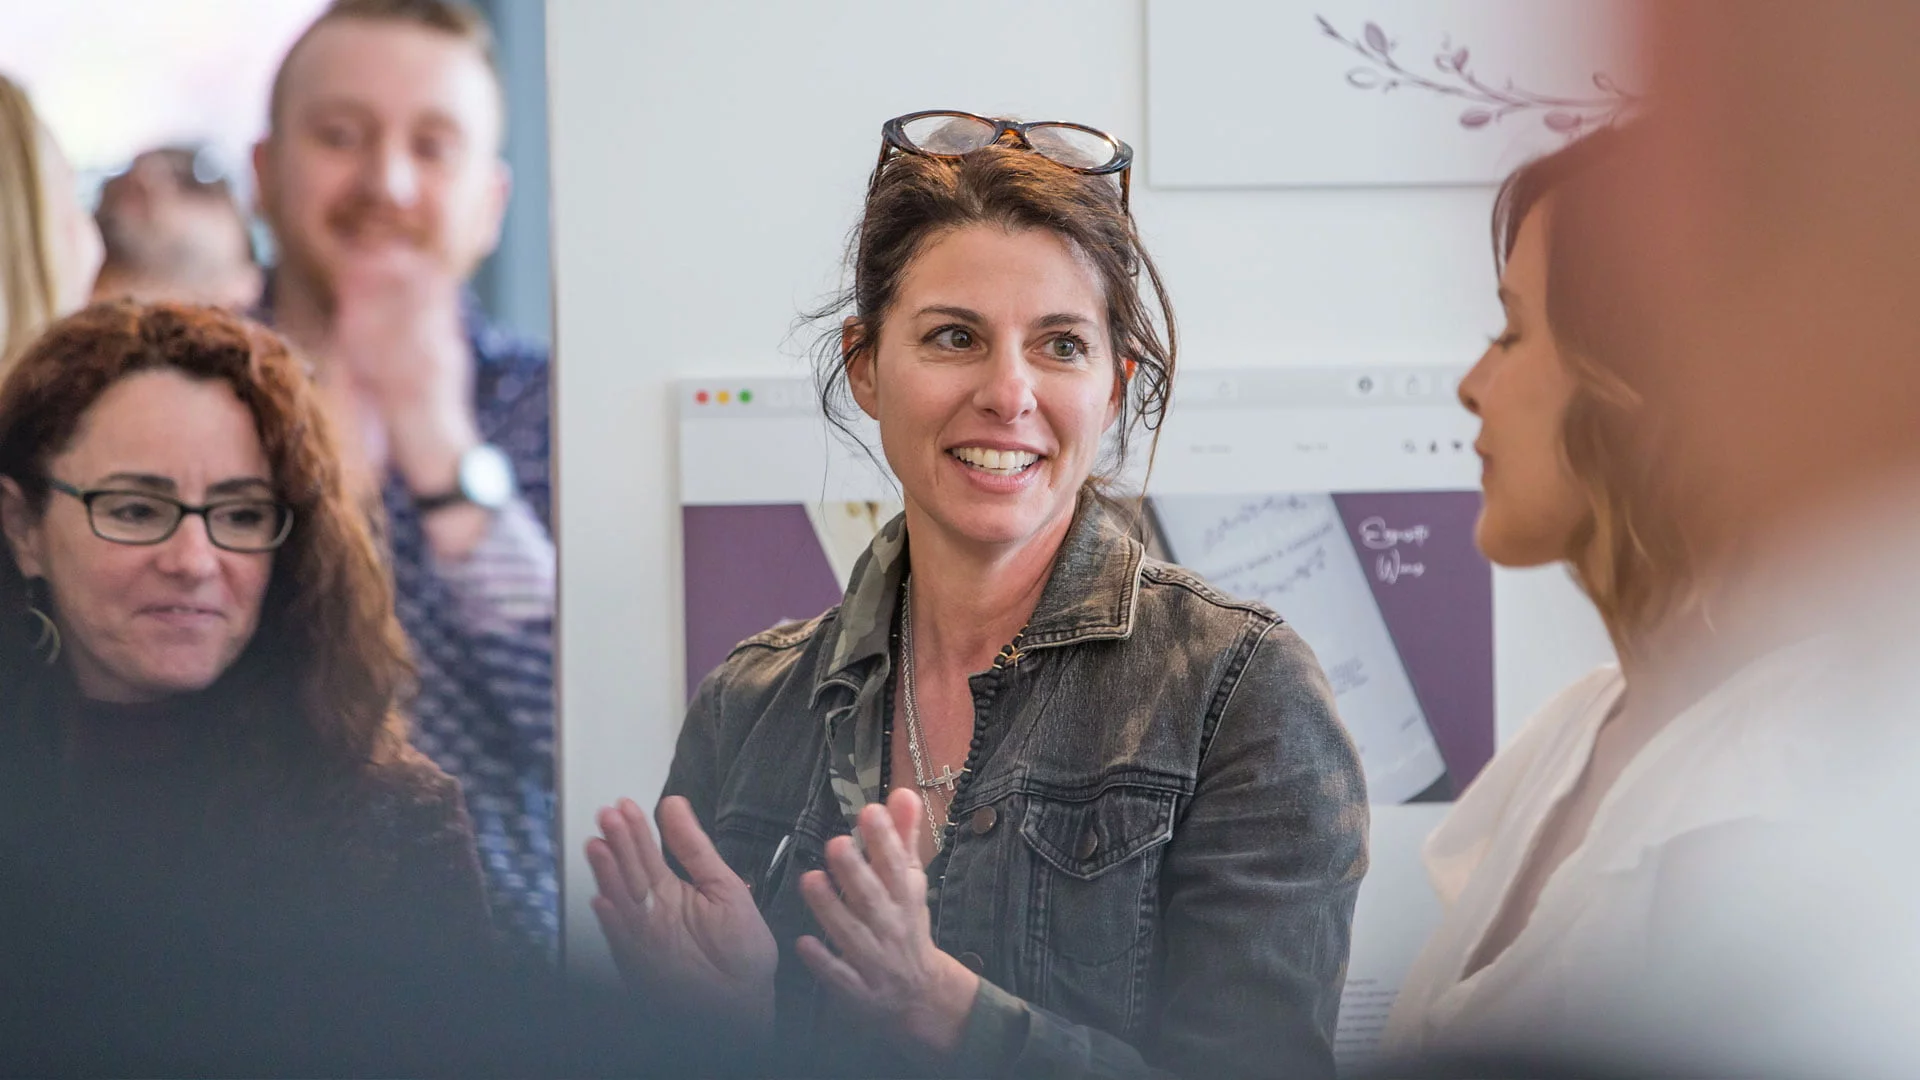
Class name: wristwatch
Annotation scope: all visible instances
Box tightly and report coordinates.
[415,443,517,514]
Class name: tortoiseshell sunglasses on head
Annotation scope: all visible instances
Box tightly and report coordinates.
[871,109,1134,211]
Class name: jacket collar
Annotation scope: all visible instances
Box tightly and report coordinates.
[811,491,1145,705]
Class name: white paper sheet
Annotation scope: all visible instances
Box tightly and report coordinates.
[1151,493,1447,802]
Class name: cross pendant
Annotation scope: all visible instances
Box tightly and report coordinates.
[918,764,962,792]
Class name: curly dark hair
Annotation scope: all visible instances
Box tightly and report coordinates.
[0,300,413,767]
[812,141,1178,490]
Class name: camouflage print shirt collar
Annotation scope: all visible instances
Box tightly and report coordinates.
[809,511,907,827]
[820,511,911,691]
[808,494,1147,830]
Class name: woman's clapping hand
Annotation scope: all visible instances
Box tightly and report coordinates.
[795,789,981,1055]
[585,796,778,1036]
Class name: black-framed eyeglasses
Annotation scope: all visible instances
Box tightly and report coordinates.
[873,110,1135,211]
[47,478,294,553]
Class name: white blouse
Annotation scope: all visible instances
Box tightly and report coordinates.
[1379,639,1909,1070]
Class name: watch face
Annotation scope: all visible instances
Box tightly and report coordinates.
[460,444,517,509]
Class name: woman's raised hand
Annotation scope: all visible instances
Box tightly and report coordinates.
[586,795,777,1035]
[795,788,981,1055]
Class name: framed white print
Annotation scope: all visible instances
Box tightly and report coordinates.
[1147,0,1639,188]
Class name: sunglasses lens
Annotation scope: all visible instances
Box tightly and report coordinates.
[899,114,999,155]
[1024,124,1120,170]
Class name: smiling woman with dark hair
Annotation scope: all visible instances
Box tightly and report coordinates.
[0,301,494,1073]
[587,113,1367,1079]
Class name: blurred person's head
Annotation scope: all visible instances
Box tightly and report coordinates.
[1460,125,1694,657]
[1600,3,1920,566]
[93,146,262,310]
[0,74,104,365]
[0,302,410,764]
[815,129,1174,557]
[253,0,509,308]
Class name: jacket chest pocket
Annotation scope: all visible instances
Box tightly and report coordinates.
[711,810,792,898]
[1019,785,1179,967]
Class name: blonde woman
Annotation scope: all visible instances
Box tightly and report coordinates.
[0,74,103,365]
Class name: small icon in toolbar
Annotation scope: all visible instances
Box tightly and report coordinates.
[1403,439,1418,454]
[1452,439,1466,453]
[1428,441,1440,454]
[1352,374,1380,397]
[1398,372,1434,398]
[692,388,758,405]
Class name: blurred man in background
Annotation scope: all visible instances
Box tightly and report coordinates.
[253,0,557,968]
[91,145,262,310]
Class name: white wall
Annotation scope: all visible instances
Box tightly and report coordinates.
[548,0,1611,976]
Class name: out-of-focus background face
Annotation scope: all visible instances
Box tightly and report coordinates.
[0,2,324,192]
[255,13,509,302]
[93,146,261,308]
[1599,0,1920,549]
[0,0,551,344]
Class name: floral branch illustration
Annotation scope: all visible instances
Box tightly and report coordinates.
[1316,14,1633,136]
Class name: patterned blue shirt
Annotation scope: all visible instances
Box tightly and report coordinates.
[380,307,556,967]
[259,283,558,967]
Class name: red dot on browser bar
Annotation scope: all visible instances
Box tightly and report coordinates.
[695,390,710,404]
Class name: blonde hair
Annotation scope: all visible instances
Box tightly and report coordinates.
[1493,125,1698,659]
[0,74,58,366]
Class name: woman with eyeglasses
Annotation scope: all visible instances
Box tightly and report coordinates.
[588,112,1368,1078]
[0,301,494,1072]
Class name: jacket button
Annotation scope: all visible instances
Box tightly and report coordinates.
[957,951,984,974]
[970,806,998,835]
[1075,829,1100,860]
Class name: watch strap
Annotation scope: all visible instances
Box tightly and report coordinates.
[413,487,473,514]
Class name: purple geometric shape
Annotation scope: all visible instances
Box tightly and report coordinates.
[1332,491,1495,790]
[682,504,845,697]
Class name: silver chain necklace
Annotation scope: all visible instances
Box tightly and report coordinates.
[900,577,959,852]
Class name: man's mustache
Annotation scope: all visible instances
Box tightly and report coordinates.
[323,197,433,247]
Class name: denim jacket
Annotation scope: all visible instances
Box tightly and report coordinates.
[664,496,1369,1078]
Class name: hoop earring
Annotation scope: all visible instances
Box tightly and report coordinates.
[23,579,60,667]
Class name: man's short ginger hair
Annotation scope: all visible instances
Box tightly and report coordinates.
[267,0,502,134]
